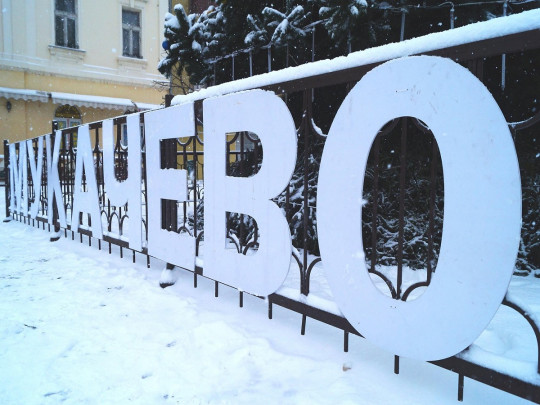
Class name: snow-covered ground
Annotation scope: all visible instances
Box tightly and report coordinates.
[0,194,538,404]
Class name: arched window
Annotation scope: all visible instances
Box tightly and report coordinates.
[54,104,82,129]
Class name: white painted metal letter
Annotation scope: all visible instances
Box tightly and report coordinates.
[26,137,44,219]
[102,115,143,251]
[145,104,195,270]
[317,56,521,361]
[46,131,67,228]
[71,125,103,238]
[203,90,297,296]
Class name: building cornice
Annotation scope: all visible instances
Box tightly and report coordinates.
[0,54,163,88]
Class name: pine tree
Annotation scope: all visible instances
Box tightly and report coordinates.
[262,2,311,47]
[319,0,368,52]
[260,1,314,68]
[158,4,213,87]
[245,14,270,48]
[190,5,225,61]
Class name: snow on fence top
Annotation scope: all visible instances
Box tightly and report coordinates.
[172,9,540,105]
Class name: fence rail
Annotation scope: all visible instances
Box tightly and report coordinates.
[4,13,540,403]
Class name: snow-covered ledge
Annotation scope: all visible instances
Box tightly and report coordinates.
[48,45,86,63]
[117,56,148,71]
[0,87,49,103]
[118,0,149,7]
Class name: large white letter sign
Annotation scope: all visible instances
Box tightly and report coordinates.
[102,115,142,251]
[203,90,297,297]
[10,143,28,215]
[18,143,28,215]
[46,131,67,228]
[27,137,44,219]
[71,125,103,238]
[144,104,195,271]
[317,56,521,361]
[8,143,18,213]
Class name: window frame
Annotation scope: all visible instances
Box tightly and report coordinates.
[54,0,78,49]
[54,104,82,149]
[122,8,142,59]
[235,132,258,153]
[120,122,144,149]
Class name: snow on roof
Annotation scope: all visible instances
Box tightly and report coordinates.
[172,9,540,106]
[51,92,160,111]
[0,86,160,111]
[0,87,49,103]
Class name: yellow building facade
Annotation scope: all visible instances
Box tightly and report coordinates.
[0,0,172,145]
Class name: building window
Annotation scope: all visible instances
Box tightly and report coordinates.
[120,110,144,149]
[55,105,81,129]
[55,0,78,48]
[122,9,141,58]
[54,105,82,148]
[235,132,258,153]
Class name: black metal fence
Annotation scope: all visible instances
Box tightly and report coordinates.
[3,18,540,403]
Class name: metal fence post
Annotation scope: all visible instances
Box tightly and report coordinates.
[3,139,10,222]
